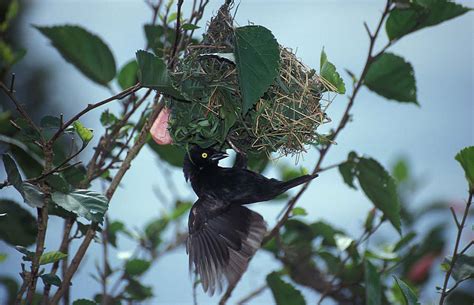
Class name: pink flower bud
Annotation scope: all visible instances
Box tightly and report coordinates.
[150,107,173,145]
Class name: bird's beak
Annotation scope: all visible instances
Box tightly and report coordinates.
[210,152,228,161]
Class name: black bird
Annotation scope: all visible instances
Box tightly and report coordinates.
[184,146,318,294]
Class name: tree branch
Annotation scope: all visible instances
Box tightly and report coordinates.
[439,190,473,305]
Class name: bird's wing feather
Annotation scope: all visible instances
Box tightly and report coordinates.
[187,196,266,295]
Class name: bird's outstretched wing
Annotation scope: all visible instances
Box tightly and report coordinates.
[186,196,266,295]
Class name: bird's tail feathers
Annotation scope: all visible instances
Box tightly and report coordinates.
[280,173,318,192]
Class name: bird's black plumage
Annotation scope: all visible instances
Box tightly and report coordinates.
[184,146,317,295]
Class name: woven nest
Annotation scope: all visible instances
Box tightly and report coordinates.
[168,3,334,156]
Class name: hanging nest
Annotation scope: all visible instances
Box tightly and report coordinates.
[167,3,335,157]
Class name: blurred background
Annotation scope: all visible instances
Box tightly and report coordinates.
[0,0,472,304]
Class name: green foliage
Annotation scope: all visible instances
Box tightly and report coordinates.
[125,259,151,277]
[0,0,19,32]
[182,23,200,30]
[0,199,37,246]
[451,254,474,281]
[35,25,116,86]
[41,273,62,286]
[320,49,346,94]
[2,153,23,196]
[266,272,306,305]
[51,189,109,223]
[455,146,474,190]
[364,260,381,305]
[40,115,61,128]
[386,0,471,41]
[108,220,127,248]
[393,276,420,305]
[365,53,417,104]
[234,25,280,113]
[291,207,307,216]
[22,182,46,208]
[147,141,185,168]
[144,24,175,57]
[73,120,93,145]
[46,174,71,193]
[136,50,184,99]
[124,278,153,301]
[357,157,402,233]
[117,60,138,90]
[39,251,68,265]
[339,153,402,233]
[73,299,97,305]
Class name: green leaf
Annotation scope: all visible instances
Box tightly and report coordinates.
[39,251,67,265]
[392,158,410,183]
[320,49,346,94]
[455,146,474,190]
[310,221,343,247]
[170,201,192,220]
[234,25,280,114]
[451,254,474,281]
[51,189,109,223]
[124,279,153,301]
[73,120,93,145]
[386,0,471,41]
[100,110,118,127]
[0,0,19,31]
[40,115,61,128]
[147,142,185,168]
[144,24,175,57]
[292,207,307,216]
[182,23,200,30]
[35,25,116,85]
[339,161,357,189]
[0,253,6,263]
[125,259,151,277]
[364,260,381,305]
[266,272,306,305]
[2,154,23,196]
[394,232,416,251]
[117,60,138,90]
[357,157,402,234]
[393,276,420,305]
[22,182,45,208]
[365,53,417,104]
[41,273,62,286]
[135,50,185,99]
[46,174,70,193]
[0,200,37,246]
[73,299,97,305]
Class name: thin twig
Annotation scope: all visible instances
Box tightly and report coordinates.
[170,0,184,67]
[439,190,473,304]
[236,284,267,305]
[49,83,142,144]
[42,218,75,303]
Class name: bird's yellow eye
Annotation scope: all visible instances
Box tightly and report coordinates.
[201,152,208,159]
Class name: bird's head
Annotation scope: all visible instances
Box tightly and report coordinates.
[183,146,228,181]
